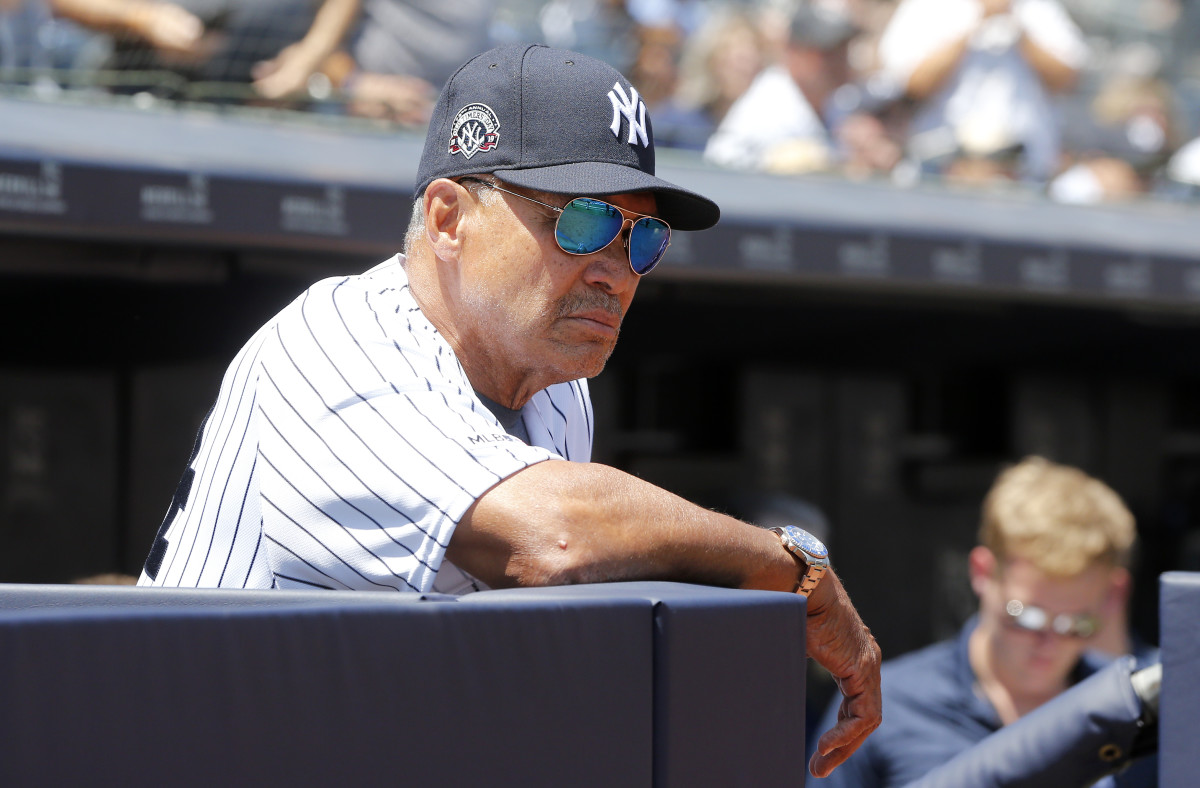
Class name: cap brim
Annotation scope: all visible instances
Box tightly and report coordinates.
[495,161,720,231]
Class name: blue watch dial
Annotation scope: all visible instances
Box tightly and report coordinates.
[782,526,828,559]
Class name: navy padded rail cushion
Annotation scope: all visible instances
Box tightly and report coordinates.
[464,582,808,788]
[0,584,652,788]
[1160,571,1200,788]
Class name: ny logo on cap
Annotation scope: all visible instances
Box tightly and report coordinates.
[608,82,649,148]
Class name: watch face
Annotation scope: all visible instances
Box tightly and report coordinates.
[783,526,828,559]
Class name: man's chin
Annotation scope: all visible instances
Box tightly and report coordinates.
[1017,659,1073,688]
[547,334,616,376]
[574,349,614,381]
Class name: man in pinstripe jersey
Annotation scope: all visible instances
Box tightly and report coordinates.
[137,43,882,779]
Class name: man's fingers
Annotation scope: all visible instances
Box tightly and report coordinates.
[809,716,877,778]
[807,694,882,778]
[814,707,876,754]
[144,5,203,52]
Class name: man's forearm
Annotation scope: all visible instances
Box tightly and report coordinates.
[1018,34,1078,93]
[450,459,799,591]
[49,0,143,32]
[288,0,360,70]
[905,35,970,100]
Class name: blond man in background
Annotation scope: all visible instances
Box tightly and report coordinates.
[810,455,1155,787]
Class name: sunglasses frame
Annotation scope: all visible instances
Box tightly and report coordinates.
[1004,599,1099,639]
[457,177,671,275]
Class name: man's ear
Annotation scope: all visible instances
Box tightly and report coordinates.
[1105,566,1132,613]
[968,545,997,598]
[424,178,469,261]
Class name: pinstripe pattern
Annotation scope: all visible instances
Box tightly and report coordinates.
[138,255,593,593]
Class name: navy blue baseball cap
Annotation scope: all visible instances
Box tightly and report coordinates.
[414,43,720,231]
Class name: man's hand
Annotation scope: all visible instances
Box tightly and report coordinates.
[253,42,324,99]
[126,1,204,54]
[344,73,437,127]
[803,569,883,778]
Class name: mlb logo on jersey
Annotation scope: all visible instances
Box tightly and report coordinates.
[449,103,500,160]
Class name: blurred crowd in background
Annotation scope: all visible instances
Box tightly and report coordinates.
[5,0,1200,204]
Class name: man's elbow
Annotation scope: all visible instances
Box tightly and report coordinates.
[506,541,614,588]
[508,527,673,588]
[1025,45,1081,93]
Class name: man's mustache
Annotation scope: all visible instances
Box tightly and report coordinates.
[555,289,624,322]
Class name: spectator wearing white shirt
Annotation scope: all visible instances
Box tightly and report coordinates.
[704,2,861,173]
[878,0,1088,182]
[650,6,768,151]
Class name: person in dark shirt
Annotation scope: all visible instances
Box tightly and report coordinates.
[810,455,1154,787]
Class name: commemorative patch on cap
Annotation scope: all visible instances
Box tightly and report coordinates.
[449,103,500,160]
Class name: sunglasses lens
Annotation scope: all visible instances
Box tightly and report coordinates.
[628,217,671,274]
[556,198,625,255]
[1014,606,1047,632]
[1071,615,1098,638]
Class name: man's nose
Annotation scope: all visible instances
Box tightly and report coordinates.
[582,235,637,293]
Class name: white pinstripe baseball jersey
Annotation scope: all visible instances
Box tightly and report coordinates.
[137,254,593,593]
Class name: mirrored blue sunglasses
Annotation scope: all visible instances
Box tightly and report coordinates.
[460,178,671,275]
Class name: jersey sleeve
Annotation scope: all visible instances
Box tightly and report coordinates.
[253,275,559,592]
